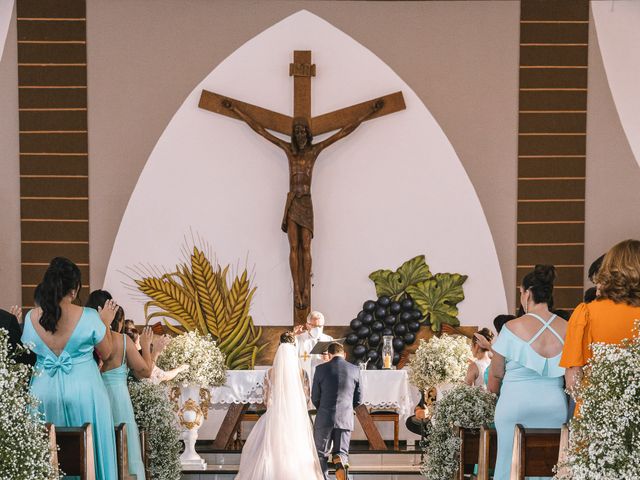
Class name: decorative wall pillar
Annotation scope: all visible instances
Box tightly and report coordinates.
[517,0,589,309]
[16,0,89,307]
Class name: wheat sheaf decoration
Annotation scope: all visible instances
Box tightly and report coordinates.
[134,246,265,370]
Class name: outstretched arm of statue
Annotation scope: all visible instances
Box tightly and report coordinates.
[315,99,384,153]
[222,99,289,151]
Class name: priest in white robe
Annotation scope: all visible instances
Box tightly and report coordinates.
[295,311,333,385]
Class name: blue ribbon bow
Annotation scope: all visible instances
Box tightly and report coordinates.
[43,351,73,376]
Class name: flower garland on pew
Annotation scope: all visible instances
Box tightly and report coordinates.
[0,329,60,480]
[420,384,496,480]
[555,326,640,480]
[128,379,182,480]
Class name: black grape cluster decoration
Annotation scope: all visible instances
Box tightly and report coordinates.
[346,295,422,369]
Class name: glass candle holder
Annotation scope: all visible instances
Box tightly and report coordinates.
[382,335,394,369]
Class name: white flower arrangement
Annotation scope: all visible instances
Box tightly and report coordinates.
[555,325,640,480]
[157,331,227,388]
[408,334,472,392]
[0,329,60,480]
[421,384,496,480]
[128,379,182,480]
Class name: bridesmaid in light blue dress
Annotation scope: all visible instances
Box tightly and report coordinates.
[102,320,155,480]
[489,265,568,480]
[22,257,118,480]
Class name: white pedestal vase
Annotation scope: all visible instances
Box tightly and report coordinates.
[424,383,455,425]
[170,384,212,469]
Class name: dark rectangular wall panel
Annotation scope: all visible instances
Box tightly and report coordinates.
[517,0,589,310]
[16,0,89,307]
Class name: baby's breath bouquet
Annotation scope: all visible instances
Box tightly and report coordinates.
[129,379,182,480]
[409,334,472,392]
[555,327,640,480]
[157,331,227,388]
[0,329,59,480]
[421,384,496,480]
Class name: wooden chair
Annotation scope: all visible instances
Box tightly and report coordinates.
[139,429,150,480]
[56,423,96,480]
[369,410,400,450]
[115,423,137,480]
[510,424,561,479]
[453,427,480,480]
[476,425,498,480]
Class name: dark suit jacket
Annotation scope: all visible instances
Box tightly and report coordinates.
[0,309,36,366]
[311,356,362,431]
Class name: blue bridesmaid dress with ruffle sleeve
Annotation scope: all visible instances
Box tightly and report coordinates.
[492,314,567,480]
[22,307,118,480]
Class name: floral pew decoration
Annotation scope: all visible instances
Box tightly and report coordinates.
[555,324,640,480]
[0,329,60,479]
[420,384,496,480]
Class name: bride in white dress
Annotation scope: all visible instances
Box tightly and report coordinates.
[236,331,324,480]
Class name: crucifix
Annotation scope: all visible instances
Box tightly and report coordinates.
[199,50,406,325]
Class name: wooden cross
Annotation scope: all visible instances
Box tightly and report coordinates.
[199,50,405,325]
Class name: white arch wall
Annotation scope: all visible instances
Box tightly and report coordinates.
[592,1,640,168]
[0,0,14,61]
[104,10,507,328]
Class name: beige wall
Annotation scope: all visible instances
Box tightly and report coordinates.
[0,5,20,308]
[1,2,637,313]
[584,17,640,282]
[86,0,520,312]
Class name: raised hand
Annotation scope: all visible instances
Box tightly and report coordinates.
[98,299,118,326]
[293,324,306,336]
[140,326,153,351]
[473,332,492,351]
[152,334,171,355]
[9,305,23,324]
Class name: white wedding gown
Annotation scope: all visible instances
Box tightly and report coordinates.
[236,343,324,480]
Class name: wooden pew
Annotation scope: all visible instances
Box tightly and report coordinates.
[510,424,561,479]
[115,423,137,480]
[139,429,150,480]
[56,423,96,480]
[45,423,59,474]
[476,425,498,480]
[453,427,480,480]
[555,423,570,478]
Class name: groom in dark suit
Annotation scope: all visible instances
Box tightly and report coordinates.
[311,342,362,480]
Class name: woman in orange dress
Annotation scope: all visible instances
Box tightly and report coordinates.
[560,239,640,391]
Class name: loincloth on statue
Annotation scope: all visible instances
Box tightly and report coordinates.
[282,192,314,236]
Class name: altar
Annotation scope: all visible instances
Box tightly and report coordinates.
[201,368,420,450]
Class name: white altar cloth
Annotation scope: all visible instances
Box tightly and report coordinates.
[359,369,415,416]
[211,369,415,416]
[212,370,267,405]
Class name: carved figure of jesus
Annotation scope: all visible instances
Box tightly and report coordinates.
[222,99,384,309]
